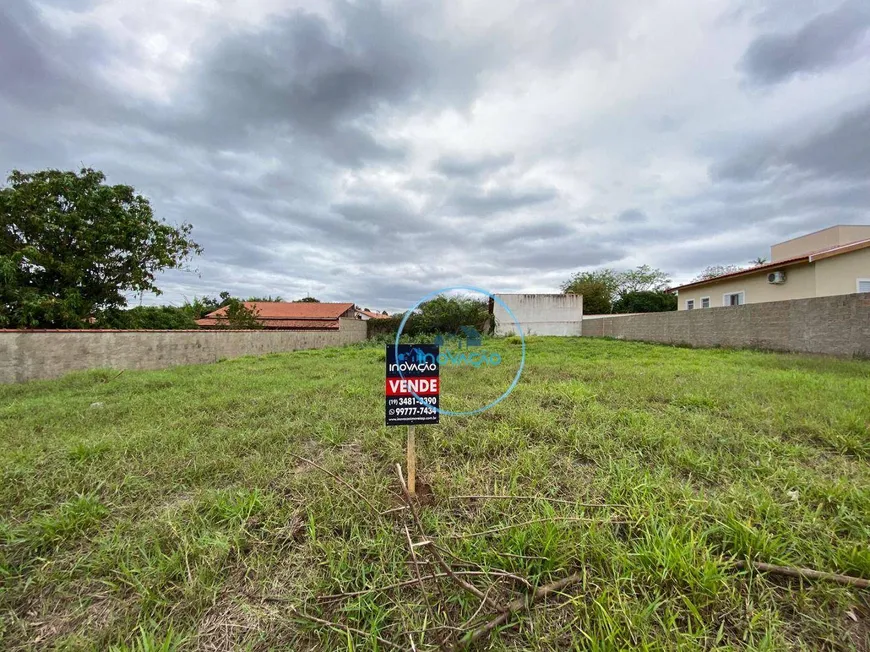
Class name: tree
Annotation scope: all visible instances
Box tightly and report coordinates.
[246,295,283,302]
[415,295,489,334]
[98,305,199,329]
[750,257,767,266]
[561,269,621,314]
[222,299,262,329]
[560,266,672,314]
[693,264,744,282]
[367,295,490,338]
[562,269,621,298]
[186,296,221,319]
[0,168,200,328]
[294,296,320,303]
[566,280,613,314]
[613,290,677,313]
[618,265,670,294]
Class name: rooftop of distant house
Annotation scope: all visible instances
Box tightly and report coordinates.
[356,308,390,319]
[671,225,870,292]
[195,302,355,329]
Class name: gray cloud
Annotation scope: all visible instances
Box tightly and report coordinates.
[496,239,625,272]
[446,186,559,216]
[2,0,870,310]
[617,209,647,223]
[331,197,436,234]
[0,3,110,109]
[487,221,575,245]
[710,102,870,183]
[434,153,515,178]
[137,1,503,167]
[786,104,870,180]
[741,1,870,85]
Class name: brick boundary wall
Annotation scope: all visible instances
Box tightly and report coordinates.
[580,293,870,358]
[0,318,369,384]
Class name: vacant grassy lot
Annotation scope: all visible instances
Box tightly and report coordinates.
[1,338,868,650]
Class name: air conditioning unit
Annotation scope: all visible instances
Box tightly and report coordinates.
[767,271,786,284]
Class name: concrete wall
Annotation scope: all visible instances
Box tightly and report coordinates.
[0,318,368,384]
[581,293,870,357]
[677,247,870,310]
[493,293,583,336]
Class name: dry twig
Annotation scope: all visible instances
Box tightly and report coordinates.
[288,605,402,649]
[315,571,538,602]
[432,542,533,589]
[405,523,441,631]
[446,573,582,650]
[380,505,408,515]
[459,585,494,630]
[735,561,870,589]
[396,464,502,612]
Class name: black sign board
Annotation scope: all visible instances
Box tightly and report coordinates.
[385,344,440,426]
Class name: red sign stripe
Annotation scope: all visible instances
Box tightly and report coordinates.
[385,377,440,396]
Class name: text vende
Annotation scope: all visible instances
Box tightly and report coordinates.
[385,377,440,396]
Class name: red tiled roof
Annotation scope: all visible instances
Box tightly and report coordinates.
[358,309,390,319]
[670,238,870,292]
[203,302,354,320]
[197,302,354,329]
[195,317,340,329]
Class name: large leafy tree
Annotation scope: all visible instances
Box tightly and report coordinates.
[613,290,677,313]
[99,305,200,330]
[222,299,263,329]
[561,266,672,314]
[0,168,201,328]
[560,269,622,314]
[618,264,670,294]
[415,295,489,334]
[560,278,613,314]
[367,295,491,338]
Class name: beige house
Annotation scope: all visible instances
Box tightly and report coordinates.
[673,225,870,310]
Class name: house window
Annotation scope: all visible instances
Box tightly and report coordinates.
[686,299,695,310]
[723,291,744,307]
[701,297,710,308]
[858,279,870,293]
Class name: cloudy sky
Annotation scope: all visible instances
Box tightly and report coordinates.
[2,0,869,311]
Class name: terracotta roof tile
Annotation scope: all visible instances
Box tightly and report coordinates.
[196,302,354,329]
[194,317,340,329]
[203,302,354,320]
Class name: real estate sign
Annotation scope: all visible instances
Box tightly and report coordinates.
[385,344,439,426]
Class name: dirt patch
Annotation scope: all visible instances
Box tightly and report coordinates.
[845,604,870,652]
[14,590,135,651]
[197,593,264,652]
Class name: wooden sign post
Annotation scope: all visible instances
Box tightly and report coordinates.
[386,345,440,498]
[407,425,416,495]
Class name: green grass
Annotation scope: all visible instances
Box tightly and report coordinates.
[1,338,868,650]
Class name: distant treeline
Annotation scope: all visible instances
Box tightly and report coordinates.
[368,296,490,338]
[95,294,300,330]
